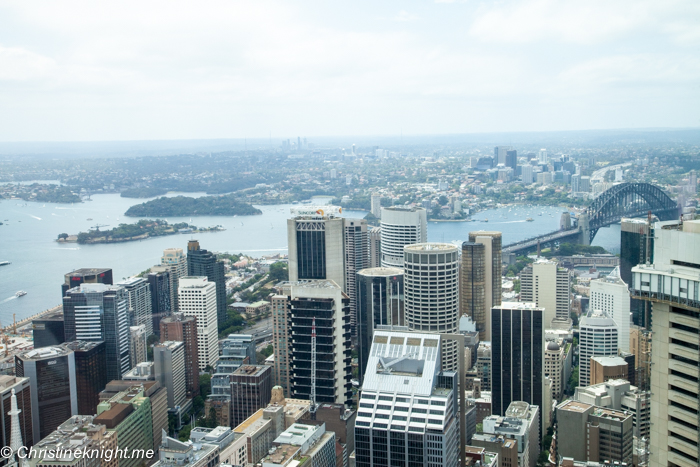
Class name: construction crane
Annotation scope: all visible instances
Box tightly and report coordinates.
[310,317,317,417]
[90,224,109,232]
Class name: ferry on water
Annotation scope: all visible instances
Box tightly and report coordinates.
[0,261,10,266]
[15,291,27,297]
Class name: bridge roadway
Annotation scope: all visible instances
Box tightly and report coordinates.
[503,227,581,255]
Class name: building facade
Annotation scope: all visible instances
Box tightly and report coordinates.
[61,268,113,297]
[160,314,200,398]
[147,268,172,335]
[178,277,219,371]
[187,240,227,325]
[154,341,187,410]
[578,309,619,388]
[161,247,188,313]
[344,218,369,339]
[462,232,502,341]
[64,340,108,416]
[379,206,427,268]
[0,375,33,450]
[520,260,571,328]
[230,365,273,430]
[404,243,460,371]
[590,267,630,353]
[117,277,154,336]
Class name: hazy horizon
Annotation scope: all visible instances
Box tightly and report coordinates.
[1,1,698,142]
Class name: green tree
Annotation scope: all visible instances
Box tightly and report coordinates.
[199,374,212,399]
[438,195,449,206]
[192,396,204,415]
[178,424,191,442]
[269,262,289,282]
[57,233,69,240]
[261,344,274,358]
[146,334,159,360]
[206,407,218,428]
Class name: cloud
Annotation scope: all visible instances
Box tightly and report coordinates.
[0,46,55,80]
[393,10,419,22]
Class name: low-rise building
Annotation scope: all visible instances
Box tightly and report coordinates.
[261,423,336,467]
[482,402,539,467]
[590,356,628,385]
[154,434,219,467]
[469,434,518,467]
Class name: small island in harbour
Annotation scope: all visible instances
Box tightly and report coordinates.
[124,194,262,217]
[58,219,225,244]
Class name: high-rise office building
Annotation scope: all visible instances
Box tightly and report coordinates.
[179,277,219,371]
[147,267,171,335]
[62,283,130,381]
[491,303,544,432]
[629,325,652,390]
[462,232,502,340]
[520,259,571,328]
[571,173,581,192]
[620,217,655,327]
[230,365,273,429]
[370,193,381,218]
[61,268,113,297]
[218,333,257,372]
[404,243,460,371]
[160,314,200,398]
[631,220,699,467]
[590,267,630,353]
[15,346,78,443]
[521,165,534,184]
[187,240,226,324]
[505,149,518,169]
[344,218,369,339]
[276,280,352,405]
[354,330,460,467]
[379,206,427,268]
[368,226,381,268]
[580,176,591,192]
[64,340,108,416]
[161,247,188,313]
[270,293,291,395]
[494,146,513,166]
[578,309,619,388]
[154,341,187,410]
[0,375,33,450]
[129,324,148,368]
[32,309,65,348]
[287,207,345,287]
[537,149,548,164]
[355,267,404,385]
[117,277,153,336]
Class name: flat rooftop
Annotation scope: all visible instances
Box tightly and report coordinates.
[233,365,270,377]
[404,242,457,252]
[357,267,404,277]
[18,346,72,360]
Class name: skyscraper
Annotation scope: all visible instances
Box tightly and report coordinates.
[287,207,345,287]
[62,283,130,381]
[631,219,699,467]
[160,314,200,398]
[178,277,219,371]
[368,226,381,268]
[505,149,518,169]
[276,280,352,405]
[64,340,108,416]
[187,240,226,324]
[590,267,631,353]
[344,218,369,339]
[117,277,153,336]
[154,341,187,410]
[537,149,548,164]
[129,324,148,368]
[491,303,544,430]
[620,217,654,327]
[404,243,460,371]
[494,146,513,166]
[0,375,33,450]
[521,164,534,184]
[355,267,404,385]
[270,293,291,395]
[462,232,502,340]
[520,259,571,328]
[370,193,381,218]
[147,267,171,334]
[578,309,619,388]
[230,365,273,429]
[379,206,427,268]
[15,346,78,443]
[161,247,188,313]
[354,330,460,467]
[61,268,113,297]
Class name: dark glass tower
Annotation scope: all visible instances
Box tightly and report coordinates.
[355,267,404,385]
[62,284,130,382]
[147,269,172,335]
[61,268,113,296]
[620,218,654,327]
[65,340,108,416]
[491,303,544,436]
[187,240,226,325]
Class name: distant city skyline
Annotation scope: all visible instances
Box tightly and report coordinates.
[0,1,697,142]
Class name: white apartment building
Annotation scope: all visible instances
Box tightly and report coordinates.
[590,266,631,353]
[520,259,571,328]
[579,309,619,388]
[379,206,427,268]
[179,276,219,370]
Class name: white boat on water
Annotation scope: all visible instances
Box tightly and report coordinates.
[0,261,10,266]
[15,290,27,297]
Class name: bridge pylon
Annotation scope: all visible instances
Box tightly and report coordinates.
[578,213,590,246]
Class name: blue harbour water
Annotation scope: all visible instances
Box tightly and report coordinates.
[0,194,620,323]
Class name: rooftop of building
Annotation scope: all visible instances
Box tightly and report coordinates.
[160,313,196,323]
[382,206,425,212]
[591,356,627,367]
[558,400,592,414]
[505,401,531,419]
[67,283,122,294]
[247,300,269,308]
[35,416,109,454]
[495,301,543,310]
[17,345,72,360]
[274,423,323,446]
[471,433,517,450]
[357,267,404,277]
[189,426,234,444]
[281,279,342,290]
[404,242,457,252]
[117,277,147,286]
[234,408,266,433]
[64,340,104,352]
[0,375,27,390]
[94,403,134,427]
[64,268,111,277]
[580,309,616,326]
[468,231,502,237]
[179,276,213,287]
[33,309,64,321]
[233,364,271,377]
[157,341,185,351]
[263,443,301,465]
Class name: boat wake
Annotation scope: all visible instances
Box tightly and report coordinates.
[1,296,17,304]
[29,215,42,220]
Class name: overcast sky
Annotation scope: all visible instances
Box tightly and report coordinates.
[1,0,698,142]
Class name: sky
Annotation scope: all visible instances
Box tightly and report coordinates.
[0,0,698,142]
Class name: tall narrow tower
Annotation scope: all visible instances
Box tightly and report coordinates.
[9,389,26,467]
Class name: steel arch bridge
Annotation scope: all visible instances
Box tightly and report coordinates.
[586,182,679,242]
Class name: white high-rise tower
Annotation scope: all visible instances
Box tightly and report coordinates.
[9,389,26,467]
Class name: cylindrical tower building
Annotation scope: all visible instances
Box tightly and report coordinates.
[356,267,405,384]
[403,243,460,371]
